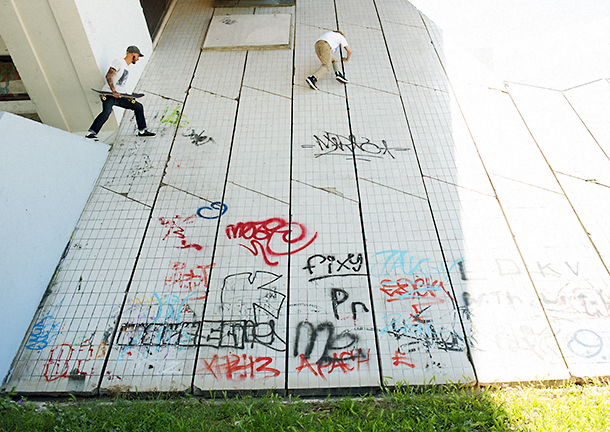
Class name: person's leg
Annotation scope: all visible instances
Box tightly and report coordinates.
[89,97,116,133]
[331,54,341,73]
[333,54,348,83]
[313,40,333,79]
[113,98,147,131]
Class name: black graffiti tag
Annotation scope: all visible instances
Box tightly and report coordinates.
[304,132,410,161]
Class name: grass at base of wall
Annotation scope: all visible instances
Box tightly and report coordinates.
[1,382,609,431]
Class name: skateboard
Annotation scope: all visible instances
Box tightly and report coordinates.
[91,88,145,104]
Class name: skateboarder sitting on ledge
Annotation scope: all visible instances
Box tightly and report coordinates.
[86,46,155,139]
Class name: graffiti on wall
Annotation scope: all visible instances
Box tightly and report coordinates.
[226,218,317,266]
[159,214,203,251]
[165,261,212,300]
[157,105,189,128]
[301,131,410,161]
[183,128,214,146]
[196,202,228,220]
[303,253,364,282]
[26,313,62,352]
[370,250,465,281]
[200,271,286,351]
[292,262,373,380]
[43,339,107,382]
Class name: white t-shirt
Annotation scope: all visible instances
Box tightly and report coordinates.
[101,58,130,93]
[317,31,349,53]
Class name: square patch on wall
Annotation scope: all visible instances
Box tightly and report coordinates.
[214,0,294,6]
[202,14,292,50]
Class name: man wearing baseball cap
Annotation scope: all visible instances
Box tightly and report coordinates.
[86,46,155,139]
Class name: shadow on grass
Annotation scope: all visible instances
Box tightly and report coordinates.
[0,384,518,431]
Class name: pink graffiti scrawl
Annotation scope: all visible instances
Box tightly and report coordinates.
[225,217,317,266]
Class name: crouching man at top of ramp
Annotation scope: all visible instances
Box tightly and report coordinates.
[306,30,352,91]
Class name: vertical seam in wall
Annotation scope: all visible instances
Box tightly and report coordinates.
[284,9,297,394]
[370,3,479,382]
[334,0,386,389]
[190,51,250,395]
[506,87,610,371]
[562,91,610,163]
[416,12,479,383]
[95,54,203,394]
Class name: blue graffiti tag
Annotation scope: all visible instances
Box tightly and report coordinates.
[26,314,62,352]
[370,249,463,281]
[567,329,603,358]
[196,201,228,220]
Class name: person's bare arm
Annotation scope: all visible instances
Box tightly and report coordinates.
[105,67,119,97]
[343,45,352,62]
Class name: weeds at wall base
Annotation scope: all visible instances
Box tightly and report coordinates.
[1,382,610,431]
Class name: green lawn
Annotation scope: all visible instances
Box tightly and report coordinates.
[1,382,609,431]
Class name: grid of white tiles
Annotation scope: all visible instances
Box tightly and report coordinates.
[384,2,573,384]
[382,20,448,93]
[162,89,239,200]
[376,0,425,28]
[447,80,570,382]
[291,1,380,389]
[336,0,380,30]
[296,0,338,31]
[2,0,213,395]
[504,83,610,378]
[563,80,610,265]
[101,185,216,392]
[3,186,151,393]
[193,77,294,390]
[137,0,213,103]
[99,93,180,206]
[456,189,567,383]
[10,0,610,397]
[339,23,399,95]
[363,0,475,384]
[100,0,232,393]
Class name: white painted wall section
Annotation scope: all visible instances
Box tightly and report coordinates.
[74,0,153,130]
[0,112,110,383]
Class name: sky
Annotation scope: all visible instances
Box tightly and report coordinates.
[409,0,610,89]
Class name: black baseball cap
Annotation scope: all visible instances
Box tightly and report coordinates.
[126,46,144,56]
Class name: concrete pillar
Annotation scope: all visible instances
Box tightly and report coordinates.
[0,0,152,138]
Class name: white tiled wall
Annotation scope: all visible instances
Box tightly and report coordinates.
[6,0,610,395]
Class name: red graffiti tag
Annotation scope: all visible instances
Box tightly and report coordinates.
[165,262,213,300]
[226,218,317,266]
[159,214,203,251]
[43,340,99,382]
[200,355,280,381]
[380,278,454,308]
[295,349,370,380]
[391,350,416,368]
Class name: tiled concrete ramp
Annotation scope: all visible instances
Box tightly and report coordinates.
[4,0,610,396]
